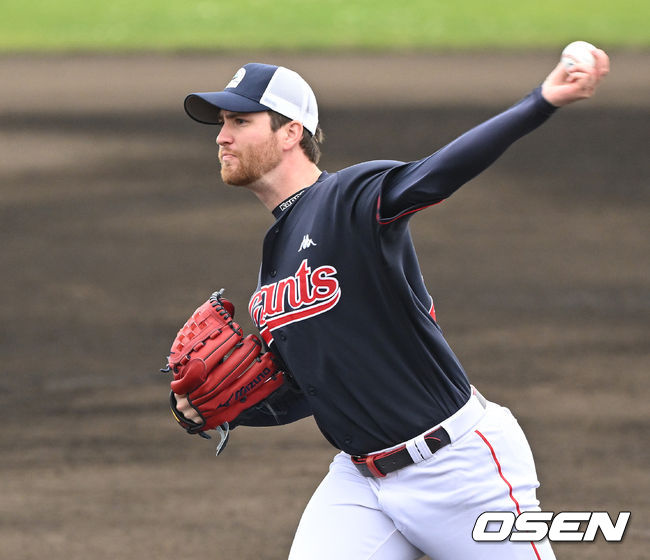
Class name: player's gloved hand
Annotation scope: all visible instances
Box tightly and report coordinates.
[541,46,610,107]
[163,290,285,440]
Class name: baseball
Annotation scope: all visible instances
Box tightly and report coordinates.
[561,40,597,70]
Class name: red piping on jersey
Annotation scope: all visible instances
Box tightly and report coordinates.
[428,296,436,322]
[374,197,439,322]
[475,430,542,560]
[375,195,444,226]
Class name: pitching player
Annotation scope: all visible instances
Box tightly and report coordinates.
[167,48,609,559]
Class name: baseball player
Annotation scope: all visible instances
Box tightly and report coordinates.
[166,48,609,559]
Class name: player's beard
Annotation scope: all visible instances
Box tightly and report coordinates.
[219,133,282,187]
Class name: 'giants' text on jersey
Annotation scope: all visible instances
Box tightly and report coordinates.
[249,259,341,345]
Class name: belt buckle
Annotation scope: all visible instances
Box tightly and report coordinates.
[364,455,386,478]
[352,453,387,478]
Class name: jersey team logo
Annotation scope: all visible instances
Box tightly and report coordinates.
[249,259,341,345]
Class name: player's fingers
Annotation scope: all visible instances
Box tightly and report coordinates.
[174,393,202,422]
[565,69,590,84]
[174,393,192,413]
[592,48,610,77]
[573,73,599,99]
[549,60,569,83]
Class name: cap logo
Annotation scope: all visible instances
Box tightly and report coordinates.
[225,68,246,89]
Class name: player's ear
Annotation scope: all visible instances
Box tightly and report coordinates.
[281,121,304,150]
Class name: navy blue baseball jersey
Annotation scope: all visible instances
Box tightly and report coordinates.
[237,87,556,456]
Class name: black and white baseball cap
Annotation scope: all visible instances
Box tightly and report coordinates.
[184,63,319,135]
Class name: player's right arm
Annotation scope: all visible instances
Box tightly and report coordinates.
[377,49,608,224]
[377,87,556,224]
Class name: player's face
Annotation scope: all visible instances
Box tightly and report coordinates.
[216,111,282,186]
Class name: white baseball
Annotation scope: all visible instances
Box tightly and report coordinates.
[561,41,597,70]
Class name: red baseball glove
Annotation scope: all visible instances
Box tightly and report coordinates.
[164,290,284,439]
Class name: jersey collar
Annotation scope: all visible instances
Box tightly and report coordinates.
[271,172,328,219]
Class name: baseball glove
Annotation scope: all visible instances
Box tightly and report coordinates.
[163,290,284,440]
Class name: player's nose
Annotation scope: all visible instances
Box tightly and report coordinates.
[216,126,232,146]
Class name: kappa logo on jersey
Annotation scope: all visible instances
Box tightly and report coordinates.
[298,234,317,252]
[249,259,341,345]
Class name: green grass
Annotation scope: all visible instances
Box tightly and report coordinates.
[1,0,649,52]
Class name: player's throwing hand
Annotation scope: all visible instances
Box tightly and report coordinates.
[542,44,609,107]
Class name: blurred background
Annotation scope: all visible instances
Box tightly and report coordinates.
[1,1,648,559]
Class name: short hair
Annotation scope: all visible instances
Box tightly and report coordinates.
[268,111,324,165]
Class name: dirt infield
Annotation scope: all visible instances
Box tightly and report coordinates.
[1,52,648,560]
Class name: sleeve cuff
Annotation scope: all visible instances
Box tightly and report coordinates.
[534,85,559,114]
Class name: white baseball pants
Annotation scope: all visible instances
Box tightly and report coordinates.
[288,394,556,560]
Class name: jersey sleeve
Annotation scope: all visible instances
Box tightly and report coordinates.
[377,87,557,224]
[229,380,313,428]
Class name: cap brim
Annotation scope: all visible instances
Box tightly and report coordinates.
[184,91,269,124]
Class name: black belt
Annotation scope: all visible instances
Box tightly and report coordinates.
[351,426,451,478]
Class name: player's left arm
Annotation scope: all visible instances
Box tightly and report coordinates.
[173,379,313,428]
